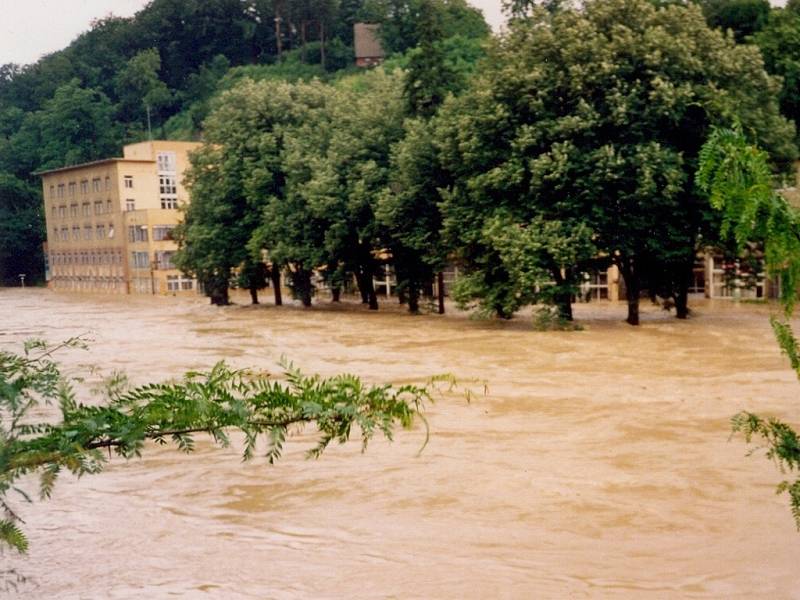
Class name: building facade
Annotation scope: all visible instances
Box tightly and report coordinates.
[39,140,201,295]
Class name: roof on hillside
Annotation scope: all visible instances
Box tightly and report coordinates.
[354,23,385,59]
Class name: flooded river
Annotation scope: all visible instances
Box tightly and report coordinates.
[2,288,799,598]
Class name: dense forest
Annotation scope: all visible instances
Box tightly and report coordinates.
[0,0,488,285]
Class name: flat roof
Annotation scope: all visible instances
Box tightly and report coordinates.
[34,157,155,176]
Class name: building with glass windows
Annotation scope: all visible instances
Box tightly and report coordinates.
[38,140,201,295]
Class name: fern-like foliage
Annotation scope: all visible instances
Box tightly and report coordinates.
[698,126,800,528]
[0,341,431,553]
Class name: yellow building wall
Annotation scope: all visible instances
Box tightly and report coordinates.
[41,140,201,296]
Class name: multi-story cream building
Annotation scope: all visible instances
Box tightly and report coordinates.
[39,140,201,295]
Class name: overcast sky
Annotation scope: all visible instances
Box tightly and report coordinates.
[0,0,506,66]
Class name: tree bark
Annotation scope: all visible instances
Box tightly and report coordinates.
[674,260,692,319]
[293,269,313,307]
[331,287,341,302]
[437,271,445,314]
[551,267,573,321]
[208,282,229,306]
[320,22,326,69]
[619,257,640,326]
[408,284,420,314]
[249,285,259,305]
[356,270,370,304]
[275,11,282,58]
[300,21,307,62]
[367,280,379,310]
[270,267,282,306]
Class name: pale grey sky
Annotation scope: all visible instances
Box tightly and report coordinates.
[0,0,506,66]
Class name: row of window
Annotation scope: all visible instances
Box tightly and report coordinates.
[52,200,113,219]
[127,224,176,243]
[50,250,123,266]
[167,275,194,291]
[53,224,115,242]
[130,250,177,269]
[49,176,135,199]
[50,177,109,199]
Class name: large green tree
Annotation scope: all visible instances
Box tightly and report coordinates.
[435,0,795,325]
[281,70,406,310]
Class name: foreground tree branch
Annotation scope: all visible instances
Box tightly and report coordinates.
[698,126,800,528]
[0,339,431,553]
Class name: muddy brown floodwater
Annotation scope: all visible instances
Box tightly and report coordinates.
[2,288,800,599]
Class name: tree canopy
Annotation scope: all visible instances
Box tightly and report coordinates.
[432,0,795,324]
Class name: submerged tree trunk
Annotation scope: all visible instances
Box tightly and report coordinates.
[367,279,379,310]
[270,267,282,306]
[206,274,230,306]
[619,257,640,326]
[674,260,692,319]
[249,285,259,305]
[408,283,420,314]
[551,268,573,321]
[437,271,445,315]
[331,286,341,302]
[355,270,370,304]
[292,269,313,307]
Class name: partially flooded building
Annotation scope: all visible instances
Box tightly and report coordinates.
[38,140,201,295]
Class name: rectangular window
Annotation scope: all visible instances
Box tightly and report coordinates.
[68,182,76,196]
[83,225,92,240]
[159,175,177,196]
[57,184,65,198]
[125,199,135,211]
[60,227,68,241]
[159,174,178,209]
[105,176,111,191]
[51,205,57,218]
[82,203,91,217]
[92,178,101,192]
[127,225,148,242]
[94,201,103,215]
[167,275,194,291]
[72,226,80,241]
[106,199,113,213]
[108,224,115,239]
[80,180,88,194]
[131,251,149,268]
[157,151,177,173]
[58,205,66,218]
[49,185,55,198]
[96,224,106,239]
[152,225,175,241]
[69,204,78,217]
[124,176,133,189]
[155,250,176,270]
